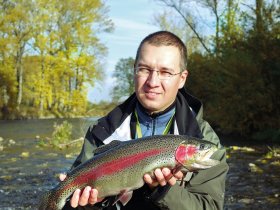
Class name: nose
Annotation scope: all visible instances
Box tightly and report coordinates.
[146,70,160,87]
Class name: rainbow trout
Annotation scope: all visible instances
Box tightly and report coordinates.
[38,135,220,210]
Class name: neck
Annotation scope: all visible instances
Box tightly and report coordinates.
[137,101,176,118]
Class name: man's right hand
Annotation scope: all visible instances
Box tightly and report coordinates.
[59,174,104,208]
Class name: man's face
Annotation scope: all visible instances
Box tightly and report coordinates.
[134,43,188,114]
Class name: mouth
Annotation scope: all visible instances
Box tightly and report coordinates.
[144,91,161,99]
[194,148,220,168]
[199,148,217,161]
[203,149,214,159]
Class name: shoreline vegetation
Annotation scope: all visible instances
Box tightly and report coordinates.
[0,101,119,121]
[1,100,279,145]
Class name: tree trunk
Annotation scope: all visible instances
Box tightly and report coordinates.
[255,0,264,35]
[213,0,220,54]
[15,51,23,111]
[39,56,45,115]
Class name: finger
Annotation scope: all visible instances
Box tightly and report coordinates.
[88,188,98,205]
[173,170,184,180]
[154,168,166,186]
[144,174,153,185]
[59,173,67,181]
[162,168,172,179]
[78,186,91,206]
[144,174,158,188]
[162,168,176,186]
[70,189,81,208]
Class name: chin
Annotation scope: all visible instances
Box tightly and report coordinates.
[141,100,161,113]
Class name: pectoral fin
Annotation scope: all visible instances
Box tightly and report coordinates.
[113,190,133,206]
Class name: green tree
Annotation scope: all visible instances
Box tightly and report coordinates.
[154,0,280,139]
[153,10,202,55]
[111,57,135,102]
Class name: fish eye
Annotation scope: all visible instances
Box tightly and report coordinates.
[199,144,205,150]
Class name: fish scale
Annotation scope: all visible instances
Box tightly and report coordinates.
[38,135,220,210]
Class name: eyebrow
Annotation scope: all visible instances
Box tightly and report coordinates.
[137,63,175,72]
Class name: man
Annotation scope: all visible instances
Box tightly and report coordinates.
[62,31,228,210]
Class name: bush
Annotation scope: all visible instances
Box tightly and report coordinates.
[51,121,73,146]
[38,120,73,148]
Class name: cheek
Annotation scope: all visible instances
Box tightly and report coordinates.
[134,77,144,91]
[161,80,179,97]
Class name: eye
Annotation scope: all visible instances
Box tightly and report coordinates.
[137,67,150,75]
[199,144,205,150]
[160,70,172,77]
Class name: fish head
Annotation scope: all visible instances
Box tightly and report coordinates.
[175,140,220,171]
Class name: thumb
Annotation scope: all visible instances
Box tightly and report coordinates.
[59,173,67,181]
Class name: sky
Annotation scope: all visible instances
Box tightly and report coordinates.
[87,0,162,103]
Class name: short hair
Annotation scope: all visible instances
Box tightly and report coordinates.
[135,31,187,71]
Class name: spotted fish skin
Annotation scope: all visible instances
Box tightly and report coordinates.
[38,135,220,210]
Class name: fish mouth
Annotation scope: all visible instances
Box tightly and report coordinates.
[194,148,220,168]
[202,148,216,160]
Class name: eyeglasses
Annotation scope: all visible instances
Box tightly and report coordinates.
[135,67,182,80]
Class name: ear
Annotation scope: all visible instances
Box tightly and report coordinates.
[178,70,188,89]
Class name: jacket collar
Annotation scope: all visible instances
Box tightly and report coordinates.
[92,88,203,142]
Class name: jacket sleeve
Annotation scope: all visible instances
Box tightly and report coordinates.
[154,147,228,210]
[71,125,104,169]
[195,107,221,146]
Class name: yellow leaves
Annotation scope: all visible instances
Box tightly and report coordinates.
[0,0,113,117]
[0,175,12,181]
[248,163,263,173]
[71,90,87,114]
[34,34,49,51]
[20,152,30,158]
[230,146,255,152]
[271,161,280,166]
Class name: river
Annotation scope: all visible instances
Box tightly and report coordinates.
[0,118,279,210]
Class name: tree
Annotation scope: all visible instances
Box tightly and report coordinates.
[154,0,280,138]
[110,57,135,102]
[153,10,202,55]
[0,0,36,111]
[0,0,114,118]
[155,0,212,53]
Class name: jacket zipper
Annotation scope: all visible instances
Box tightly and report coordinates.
[152,118,156,136]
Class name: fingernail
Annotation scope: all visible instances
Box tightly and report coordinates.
[155,168,161,175]
[162,168,169,175]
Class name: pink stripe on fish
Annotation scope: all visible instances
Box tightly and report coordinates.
[72,148,166,186]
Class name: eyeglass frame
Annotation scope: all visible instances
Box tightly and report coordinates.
[134,66,183,80]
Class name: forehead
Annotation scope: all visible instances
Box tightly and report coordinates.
[137,43,181,69]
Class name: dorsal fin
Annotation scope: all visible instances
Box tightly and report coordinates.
[94,140,122,155]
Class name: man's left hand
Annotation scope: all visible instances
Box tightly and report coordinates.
[143,168,183,189]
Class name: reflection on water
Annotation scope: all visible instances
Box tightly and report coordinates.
[0,118,279,209]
